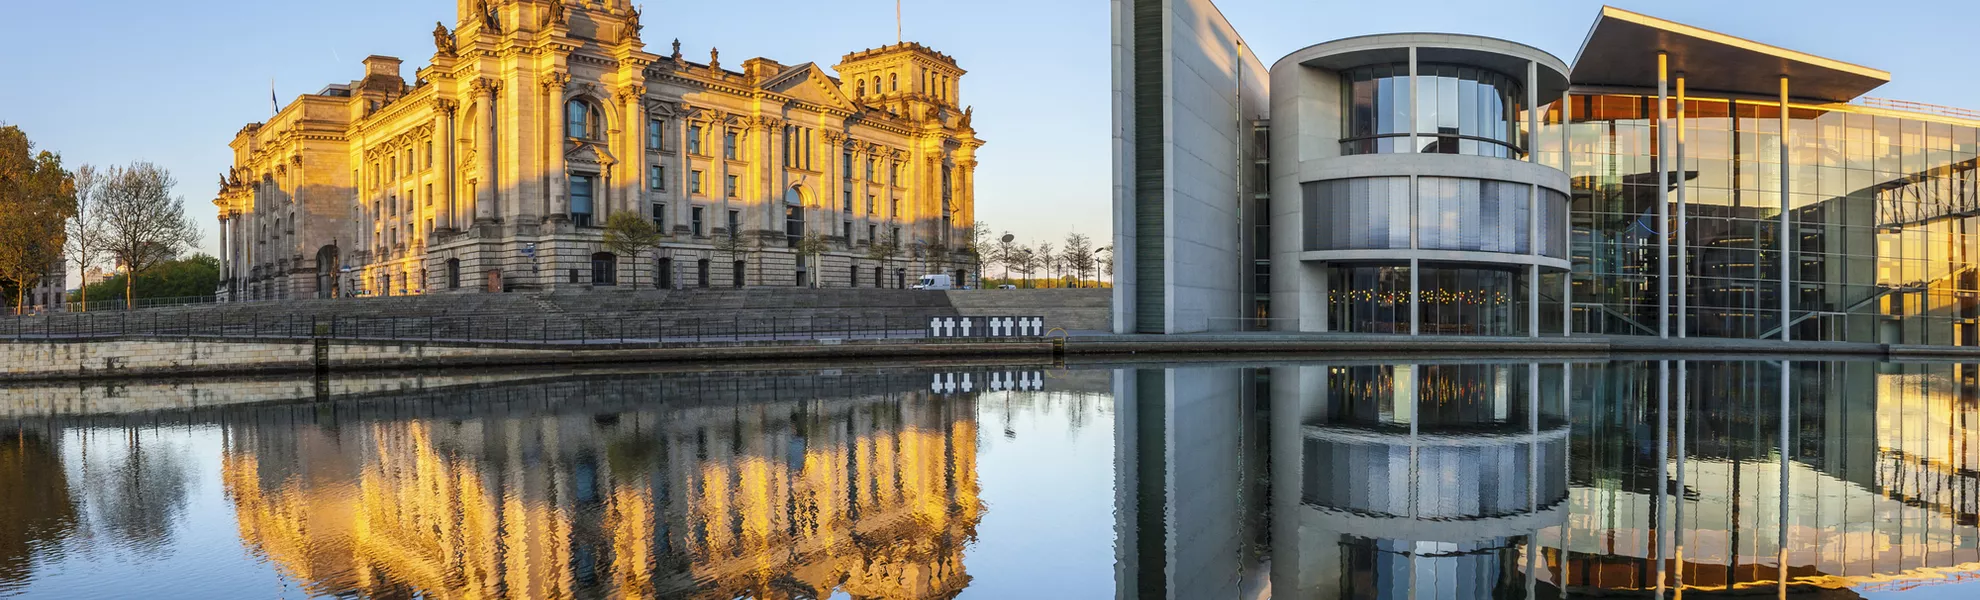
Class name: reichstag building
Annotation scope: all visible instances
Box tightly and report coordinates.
[216,0,982,300]
[1117,2,1980,346]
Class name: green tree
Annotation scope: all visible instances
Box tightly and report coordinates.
[80,255,220,305]
[601,211,663,289]
[0,125,77,314]
[97,163,200,309]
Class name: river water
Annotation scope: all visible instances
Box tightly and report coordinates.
[1,359,1977,599]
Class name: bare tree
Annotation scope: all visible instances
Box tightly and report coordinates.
[993,231,1019,283]
[1062,232,1095,289]
[1035,242,1056,288]
[711,229,750,288]
[65,165,106,311]
[1012,245,1039,288]
[864,230,902,288]
[98,163,200,309]
[794,232,832,288]
[0,125,76,314]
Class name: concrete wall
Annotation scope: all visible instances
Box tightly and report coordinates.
[946,288,1112,331]
[1112,0,1268,334]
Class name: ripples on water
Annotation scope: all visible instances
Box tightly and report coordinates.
[1,359,1979,598]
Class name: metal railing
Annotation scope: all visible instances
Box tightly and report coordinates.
[0,312,1041,345]
[54,295,223,313]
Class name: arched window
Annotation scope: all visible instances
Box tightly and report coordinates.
[446,258,461,289]
[873,76,881,93]
[566,99,604,140]
[591,252,618,286]
[889,73,897,91]
[857,79,867,97]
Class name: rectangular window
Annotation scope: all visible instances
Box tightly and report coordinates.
[866,157,875,180]
[723,131,737,160]
[570,174,595,227]
[868,194,877,214]
[891,226,901,244]
[425,142,433,168]
[843,152,854,178]
[843,220,852,242]
[727,209,741,236]
[891,198,900,217]
[691,206,705,236]
[688,124,703,155]
[649,165,664,191]
[690,170,703,195]
[648,119,664,150]
[868,224,877,243]
[425,184,433,206]
[652,203,667,230]
[891,161,900,185]
[843,190,853,213]
[726,175,739,198]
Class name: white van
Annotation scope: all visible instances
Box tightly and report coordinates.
[912,274,954,290]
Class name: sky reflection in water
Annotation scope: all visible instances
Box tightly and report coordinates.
[1,360,1979,599]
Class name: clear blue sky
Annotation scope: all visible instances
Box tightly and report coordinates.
[4,0,1978,261]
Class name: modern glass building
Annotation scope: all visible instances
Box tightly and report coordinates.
[1115,2,1980,346]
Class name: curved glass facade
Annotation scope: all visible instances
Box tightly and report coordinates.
[1304,176,1567,258]
[1342,62,1525,158]
[1328,263,1531,335]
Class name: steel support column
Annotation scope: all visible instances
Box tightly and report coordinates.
[1657,52,1670,339]
[1676,74,1688,338]
[1780,76,1793,342]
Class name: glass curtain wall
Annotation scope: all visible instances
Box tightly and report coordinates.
[1343,63,1525,158]
[1328,263,1530,336]
[1546,92,1980,344]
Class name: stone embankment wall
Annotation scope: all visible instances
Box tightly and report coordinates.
[0,337,1052,382]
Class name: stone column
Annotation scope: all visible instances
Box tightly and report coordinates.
[217,214,230,290]
[473,77,501,224]
[434,100,457,233]
[544,73,571,221]
[620,84,648,218]
[676,108,692,234]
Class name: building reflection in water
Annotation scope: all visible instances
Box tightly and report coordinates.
[1118,360,1980,599]
[215,372,984,599]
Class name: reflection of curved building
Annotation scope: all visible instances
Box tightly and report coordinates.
[1278,363,1570,599]
[217,372,982,599]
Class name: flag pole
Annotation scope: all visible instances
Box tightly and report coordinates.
[896,0,902,44]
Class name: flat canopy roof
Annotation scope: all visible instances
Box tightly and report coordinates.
[1570,6,1889,103]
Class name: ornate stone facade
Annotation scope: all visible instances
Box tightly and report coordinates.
[215,0,982,300]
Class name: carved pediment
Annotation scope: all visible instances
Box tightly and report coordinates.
[566,140,618,167]
[759,63,856,111]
